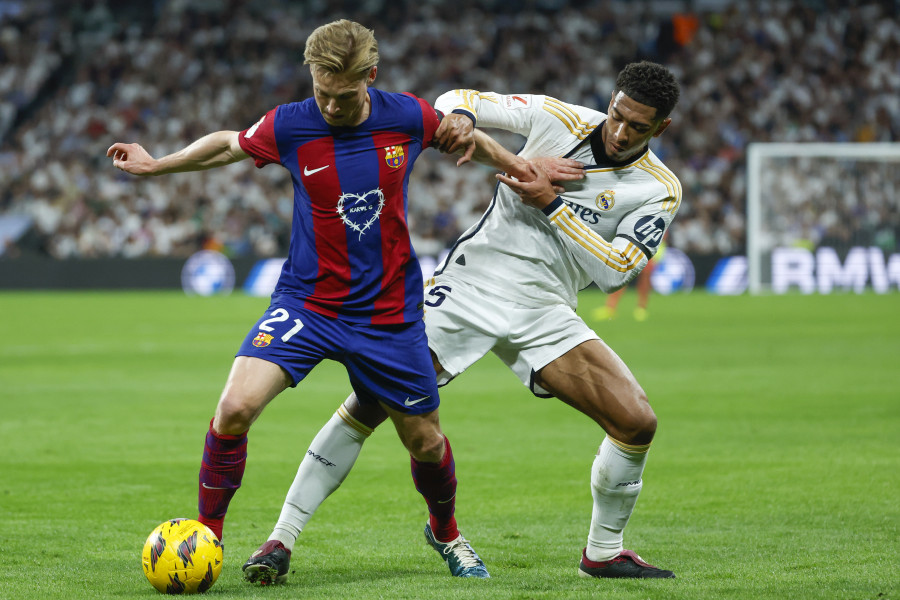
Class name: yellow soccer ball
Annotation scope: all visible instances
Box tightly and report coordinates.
[141,518,223,594]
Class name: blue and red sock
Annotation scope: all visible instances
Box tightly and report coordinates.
[197,419,247,540]
[411,435,459,542]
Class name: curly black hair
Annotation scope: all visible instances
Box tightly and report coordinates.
[615,61,680,120]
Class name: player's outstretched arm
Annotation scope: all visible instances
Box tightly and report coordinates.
[435,113,584,191]
[107,130,248,176]
[470,130,583,193]
[433,114,520,171]
[469,129,523,173]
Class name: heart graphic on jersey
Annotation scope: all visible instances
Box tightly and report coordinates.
[336,188,386,239]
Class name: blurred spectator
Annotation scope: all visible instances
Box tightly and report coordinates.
[1,0,898,260]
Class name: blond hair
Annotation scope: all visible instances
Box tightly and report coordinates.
[304,19,379,79]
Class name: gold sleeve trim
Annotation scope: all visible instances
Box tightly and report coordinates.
[550,207,643,273]
[637,156,682,215]
[543,97,596,140]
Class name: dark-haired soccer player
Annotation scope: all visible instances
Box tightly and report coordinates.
[106,19,489,582]
[259,61,682,581]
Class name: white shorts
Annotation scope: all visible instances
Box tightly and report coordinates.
[424,277,599,397]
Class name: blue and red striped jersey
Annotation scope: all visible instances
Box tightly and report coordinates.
[238,88,441,325]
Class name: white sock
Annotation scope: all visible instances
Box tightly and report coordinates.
[268,403,372,551]
[585,436,650,562]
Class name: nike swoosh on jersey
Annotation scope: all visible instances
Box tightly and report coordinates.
[404,396,430,406]
[303,164,330,176]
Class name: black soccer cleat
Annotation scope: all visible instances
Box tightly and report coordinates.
[242,540,291,585]
[578,548,675,579]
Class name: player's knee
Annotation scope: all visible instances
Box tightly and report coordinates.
[214,394,257,435]
[407,432,446,463]
[616,400,657,446]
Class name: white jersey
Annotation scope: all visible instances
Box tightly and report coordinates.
[433,90,682,309]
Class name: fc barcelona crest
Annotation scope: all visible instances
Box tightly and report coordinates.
[595,190,616,211]
[384,145,405,168]
[252,332,274,348]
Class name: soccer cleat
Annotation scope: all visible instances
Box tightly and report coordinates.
[633,307,649,322]
[242,540,291,585]
[578,548,674,579]
[424,523,490,578]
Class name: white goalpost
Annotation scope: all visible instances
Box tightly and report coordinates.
[746,142,900,294]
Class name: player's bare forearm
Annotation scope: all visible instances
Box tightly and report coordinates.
[107,131,247,176]
[160,131,248,173]
[470,129,528,175]
[471,132,584,193]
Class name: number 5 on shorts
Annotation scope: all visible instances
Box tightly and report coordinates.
[424,285,452,308]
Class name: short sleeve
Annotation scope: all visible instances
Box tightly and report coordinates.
[409,95,441,148]
[238,108,280,168]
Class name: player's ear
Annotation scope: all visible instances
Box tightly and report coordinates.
[652,117,671,137]
[366,66,377,86]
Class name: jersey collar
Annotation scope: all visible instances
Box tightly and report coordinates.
[562,119,647,168]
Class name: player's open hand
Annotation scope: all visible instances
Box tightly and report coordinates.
[106,142,158,176]
[432,113,475,166]
[495,162,558,210]
[530,157,584,193]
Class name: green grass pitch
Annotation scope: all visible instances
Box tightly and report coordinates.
[0,289,897,600]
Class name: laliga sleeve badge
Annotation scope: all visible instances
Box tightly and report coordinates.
[502,94,532,109]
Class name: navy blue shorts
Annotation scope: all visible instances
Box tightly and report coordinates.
[236,296,439,415]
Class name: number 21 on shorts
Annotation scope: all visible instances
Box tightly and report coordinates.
[258,308,304,342]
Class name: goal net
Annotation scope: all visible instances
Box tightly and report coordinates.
[746,143,900,294]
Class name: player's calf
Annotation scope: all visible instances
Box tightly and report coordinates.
[198,419,247,540]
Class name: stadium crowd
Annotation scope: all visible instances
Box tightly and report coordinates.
[1,0,898,259]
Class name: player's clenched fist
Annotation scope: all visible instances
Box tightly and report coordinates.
[107,142,158,176]
[432,112,475,166]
